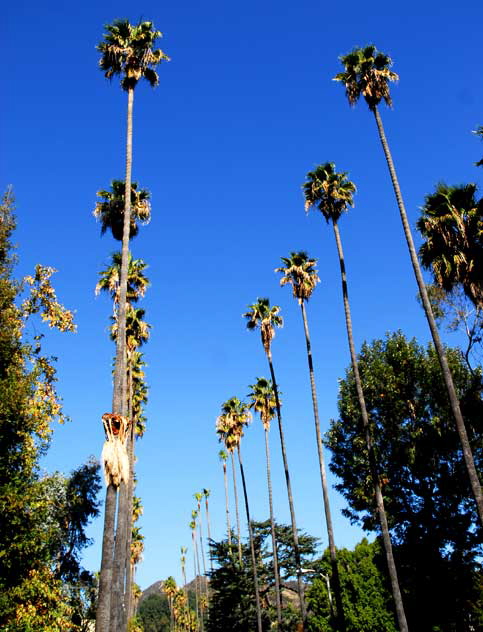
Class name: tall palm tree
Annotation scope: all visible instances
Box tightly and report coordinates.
[93,180,151,241]
[180,546,188,595]
[417,183,483,309]
[217,397,263,632]
[244,298,307,624]
[216,425,242,563]
[203,489,214,573]
[95,251,149,308]
[163,576,178,632]
[247,377,283,628]
[334,45,483,529]
[96,19,168,631]
[218,450,232,552]
[276,251,346,632]
[190,513,203,632]
[304,162,408,632]
[194,492,207,578]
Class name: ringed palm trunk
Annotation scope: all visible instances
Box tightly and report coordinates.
[264,424,283,627]
[372,106,483,526]
[237,445,263,632]
[222,461,232,552]
[332,219,409,632]
[299,299,346,632]
[267,350,307,625]
[97,84,134,629]
[124,361,135,622]
[231,451,243,564]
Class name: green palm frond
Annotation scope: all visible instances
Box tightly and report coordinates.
[243,298,283,355]
[276,251,320,301]
[247,377,278,429]
[93,180,151,241]
[304,162,356,224]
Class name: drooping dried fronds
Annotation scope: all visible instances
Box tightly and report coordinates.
[101,413,130,486]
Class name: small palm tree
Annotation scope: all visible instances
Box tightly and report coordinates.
[190,513,203,632]
[203,489,214,573]
[244,299,307,624]
[304,162,407,632]
[417,183,483,309]
[335,45,483,531]
[93,180,151,241]
[194,492,208,581]
[248,377,283,628]
[163,576,178,632]
[218,450,232,552]
[217,397,262,632]
[276,251,346,631]
[96,19,168,631]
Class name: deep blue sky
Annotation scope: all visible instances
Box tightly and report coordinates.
[4,0,483,590]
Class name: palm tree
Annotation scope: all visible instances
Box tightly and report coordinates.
[194,492,207,578]
[95,251,149,308]
[203,489,214,573]
[217,397,263,632]
[216,426,242,564]
[276,251,346,631]
[93,180,151,241]
[417,183,483,309]
[247,377,283,628]
[180,546,188,595]
[218,450,232,552]
[163,576,178,632]
[304,162,408,632]
[334,45,483,529]
[190,513,203,632]
[243,298,307,624]
[96,19,168,631]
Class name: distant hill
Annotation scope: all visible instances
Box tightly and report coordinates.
[140,576,208,606]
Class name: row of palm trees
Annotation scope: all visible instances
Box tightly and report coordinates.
[93,18,169,632]
[181,45,482,632]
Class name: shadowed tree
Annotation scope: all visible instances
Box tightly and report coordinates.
[95,18,168,632]
[93,180,151,241]
[276,251,346,631]
[95,251,149,310]
[334,44,483,533]
[304,163,407,632]
[247,377,283,627]
[417,183,483,310]
[244,298,307,625]
[216,397,262,632]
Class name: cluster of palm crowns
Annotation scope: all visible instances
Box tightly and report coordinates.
[91,22,483,632]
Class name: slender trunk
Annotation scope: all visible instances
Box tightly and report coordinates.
[192,533,200,631]
[97,86,135,632]
[223,462,232,552]
[267,351,307,626]
[193,525,204,632]
[124,363,135,622]
[95,484,117,632]
[231,451,243,565]
[332,220,408,632]
[197,503,207,578]
[109,84,135,632]
[299,300,346,632]
[372,106,483,525]
[264,426,283,627]
[237,445,263,632]
[205,497,214,573]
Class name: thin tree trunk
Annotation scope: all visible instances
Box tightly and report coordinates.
[205,496,214,573]
[197,502,207,579]
[264,426,283,627]
[332,220,409,632]
[95,484,117,632]
[192,533,200,632]
[194,528,204,632]
[109,84,135,632]
[372,106,483,526]
[231,451,243,565]
[267,351,307,626]
[124,363,135,622]
[223,461,232,552]
[237,445,263,632]
[299,300,346,632]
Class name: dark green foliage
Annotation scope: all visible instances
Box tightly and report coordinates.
[327,332,483,630]
[138,594,170,632]
[207,521,318,632]
[307,539,397,632]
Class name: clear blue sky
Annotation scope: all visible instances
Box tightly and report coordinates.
[3,0,483,590]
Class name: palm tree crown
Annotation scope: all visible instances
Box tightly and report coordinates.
[97,19,170,91]
[94,180,151,241]
[216,397,252,452]
[276,251,320,302]
[96,252,150,304]
[417,182,483,309]
[243,298,283,355]
[247,377,277,430]
[304,163,356,224]
[334,44,398,109]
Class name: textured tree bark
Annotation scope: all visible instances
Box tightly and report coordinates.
[372,106,483,527]
[300,300,346,631]
[333,220,409,632]
[231,451,243,565]
[95,484,117,632]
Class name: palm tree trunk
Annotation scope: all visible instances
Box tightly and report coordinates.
[231,451,243,565]
[192,532,200,631]
[299,300,346,632]
[205,496,214,573]
[95,484,117,632]
[372,106,483,526]
[332,219,409,632]
[267,350,307,626]
[197,503,207,579]
[109,84,135,632]
[222,461,232,552]
[124,364,135,622]
[237,445,263,632]
[264,426,283,627]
